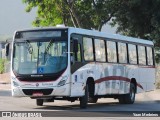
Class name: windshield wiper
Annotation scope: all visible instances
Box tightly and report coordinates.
[25,40,33,54]
[45,39,53,54]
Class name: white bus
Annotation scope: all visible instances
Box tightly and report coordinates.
[8,27,155,108]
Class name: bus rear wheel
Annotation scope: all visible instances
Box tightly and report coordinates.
[36,99,43,106]
[118,83,136,104]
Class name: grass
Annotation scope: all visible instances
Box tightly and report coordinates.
[0,59,5,74]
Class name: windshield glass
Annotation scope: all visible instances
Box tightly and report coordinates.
[13,40,67,74]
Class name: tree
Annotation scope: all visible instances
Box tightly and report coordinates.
[22,0,120,31]
[110,0,160,63]
[23,0,160,62]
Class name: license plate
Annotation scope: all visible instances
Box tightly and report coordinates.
[32,92,43,96]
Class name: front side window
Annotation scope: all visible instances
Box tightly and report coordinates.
[13,40,67,74]
[77,44,82,62]
[71,41,82,62]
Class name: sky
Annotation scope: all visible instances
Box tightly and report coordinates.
[0,0,116,37]
[0,0,36,36]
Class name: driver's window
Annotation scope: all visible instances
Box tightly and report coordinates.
[71,36,82,63]
[77,44,82,62]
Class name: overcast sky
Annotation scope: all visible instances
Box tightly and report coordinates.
[0,0,36,35]
[0,0,116,36]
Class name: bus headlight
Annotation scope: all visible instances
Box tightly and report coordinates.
[13,81,19,87]
[11,77,19,87]
[57,75,68,87]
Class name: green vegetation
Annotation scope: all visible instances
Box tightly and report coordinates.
[156,65,160,88]
[0,59,6,74]
[22,0,120,31]
[110,0,160,63]
[23,0,160,62]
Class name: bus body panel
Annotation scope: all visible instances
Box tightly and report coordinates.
[137,66,155,92]
[68,27,155,98]
[70,62,155,97]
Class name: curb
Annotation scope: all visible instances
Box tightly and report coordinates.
[0,82,10,84]
[0,88,11,91]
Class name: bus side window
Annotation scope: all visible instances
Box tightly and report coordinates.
[83,37,94,61]
[94,39,106,62]
[128,44,137,64]
[146,47,153,65]
[118,42,127,63]
[107,41,117,63]
[138,45,146,65]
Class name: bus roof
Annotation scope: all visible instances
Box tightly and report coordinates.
[15,27,154,46]
[68,27,153,46]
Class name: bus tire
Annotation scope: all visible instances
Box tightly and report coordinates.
[88,81,98,103]
[89,97,98,103]
[80,85,88,109]
[118,83,136,104]
[125,83,136,104]
[36,99,43,106]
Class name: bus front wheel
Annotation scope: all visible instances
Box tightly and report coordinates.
[89,97,98,103]
[80,85,88,109]
[36,99,43,106]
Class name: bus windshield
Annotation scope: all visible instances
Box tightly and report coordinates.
[13,39,67,75]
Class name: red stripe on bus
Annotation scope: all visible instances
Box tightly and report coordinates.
[95,76,143,89]
[95,76,130,83]
[139,66,155,68]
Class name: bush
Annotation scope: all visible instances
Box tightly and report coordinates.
[156,65,160,89]
[0,59,5,74]
[156,82,160,89]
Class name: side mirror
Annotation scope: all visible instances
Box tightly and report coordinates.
[5,43,10,56]
[73,40,78,53]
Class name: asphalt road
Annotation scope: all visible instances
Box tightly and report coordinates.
[0,90,160,111]
[0,90,160,119]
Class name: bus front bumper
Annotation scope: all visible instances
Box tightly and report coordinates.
[11,85,70,97]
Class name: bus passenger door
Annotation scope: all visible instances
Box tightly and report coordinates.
[70,34,84,96]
